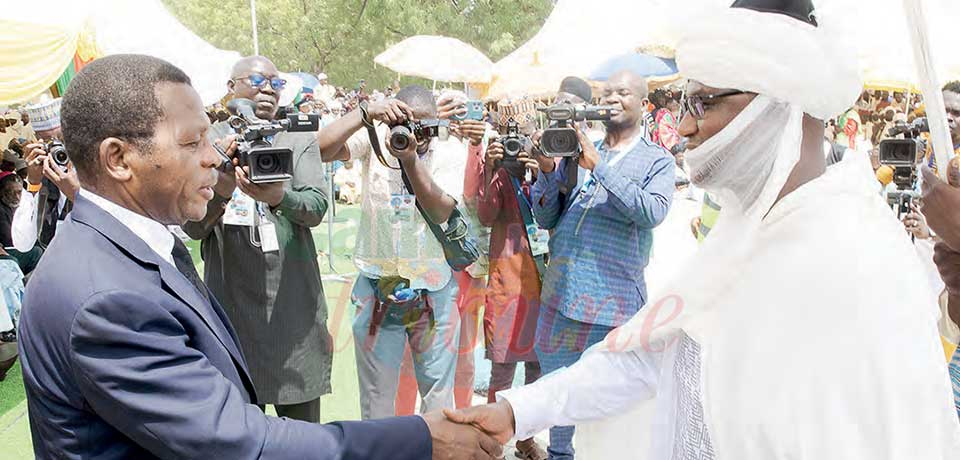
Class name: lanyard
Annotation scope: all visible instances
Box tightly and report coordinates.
[511,176,533,212]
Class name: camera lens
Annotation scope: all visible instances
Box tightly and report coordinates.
[53,149,69,167]
[542,128,579,156]
[390,125,412,151]
[255,153,279,173]
[503,138,523,157]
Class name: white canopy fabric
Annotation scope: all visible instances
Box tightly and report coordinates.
[375,35,493,83]
[3,0,241,106]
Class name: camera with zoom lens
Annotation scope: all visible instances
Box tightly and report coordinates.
[389,119,450,152]
[45,140,70,169]
[538,103,618,158]
[879,117,927,217]
[222,98,320,184]
[497,120,531,163]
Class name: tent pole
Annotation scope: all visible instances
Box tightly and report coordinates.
[250,0,260,55]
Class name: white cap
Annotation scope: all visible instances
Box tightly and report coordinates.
[317,73,328,81]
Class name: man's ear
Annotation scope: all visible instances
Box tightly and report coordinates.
[227,79,236,94]
[98,138,136,183]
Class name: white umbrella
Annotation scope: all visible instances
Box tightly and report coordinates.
[375,35,493,83]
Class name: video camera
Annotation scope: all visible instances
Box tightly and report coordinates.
[44,140,70,169]
[538,103,617,158]
[388,119,450,152]
[879,117,927,217]
[221,98,320,184]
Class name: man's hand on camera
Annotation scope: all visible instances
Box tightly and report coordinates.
[485,141,504,173]
[236,166,285,207]
[422,411,503,460]
[530,130,557,173]
[24,143,48,187]
[384,131,418,164]
[902,203,931,240]
[213,136,239,199]
[517,151,540,172]
[367,99,414,125]
[443,400,517,444]
[575,128,600,171]
[437,97,467,121]
[42,157,80,202]
[921,165,960,250]
[460,120,486,146]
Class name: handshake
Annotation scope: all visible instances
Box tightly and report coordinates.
[424,400,517,459]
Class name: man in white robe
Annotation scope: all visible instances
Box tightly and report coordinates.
[445,1,960,458]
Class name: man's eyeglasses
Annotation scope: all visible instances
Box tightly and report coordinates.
[235,73,287,91]
[681,90,746,120]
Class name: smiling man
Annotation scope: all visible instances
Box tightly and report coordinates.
[525,70,675,460]
[446,1,960,458]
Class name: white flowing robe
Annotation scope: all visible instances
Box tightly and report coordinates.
[500,156,960,459]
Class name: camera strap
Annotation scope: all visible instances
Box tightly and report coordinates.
[510,176,547,279]
[364,124,402,170]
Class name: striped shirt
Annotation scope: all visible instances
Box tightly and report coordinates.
[532,135,675,327]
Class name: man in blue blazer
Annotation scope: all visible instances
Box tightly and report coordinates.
[16,54,501,460]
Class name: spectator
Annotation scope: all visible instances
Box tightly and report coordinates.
[315,72,337,105]
[647,88,681,152]
[12,143,79,256]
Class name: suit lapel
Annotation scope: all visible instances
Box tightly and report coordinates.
[70,195,256,398]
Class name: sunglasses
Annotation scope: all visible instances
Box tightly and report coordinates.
[236,73,287,91]
[681,90,746,120]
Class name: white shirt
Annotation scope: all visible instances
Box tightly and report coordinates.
[345,126,466,290]
[81,189,176,266]
[12,187,67,252]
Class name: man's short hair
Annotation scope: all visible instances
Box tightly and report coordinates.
[395,85,437,118]
[559,77,593,103]
[60,54,191,181]
[943,81,960,94]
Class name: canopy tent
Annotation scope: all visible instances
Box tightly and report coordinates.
[1,0,241,106]
[375,35,494,83]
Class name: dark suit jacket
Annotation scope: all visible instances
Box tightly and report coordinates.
[18,194,431,459]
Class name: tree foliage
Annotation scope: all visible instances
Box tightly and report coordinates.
[161,0,553,89]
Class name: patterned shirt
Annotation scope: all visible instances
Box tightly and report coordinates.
[951,347,960,419]
[532,134,675,327]
[346,127,466,291]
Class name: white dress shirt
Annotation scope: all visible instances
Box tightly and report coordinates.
[81,189,176,266]
[12,187,67,252]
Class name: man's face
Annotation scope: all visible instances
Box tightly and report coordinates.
[299,103,314,114]
[124,83,221,225]
[230,59,281,120]
[944,90,960,145]
[893,92,904,103]
[601,71,646,130]
[678,80,756,152]
[20,113,28,125]
[1,179,21,208]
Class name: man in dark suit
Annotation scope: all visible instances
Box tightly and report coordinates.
[16,54,501,460]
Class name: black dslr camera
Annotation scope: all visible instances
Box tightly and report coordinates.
[221,98,320,183]
[879,117,927,217]
[389,119,450,151]
[45,140,70,169]
[538,103,617,157]
[497,120,531,163]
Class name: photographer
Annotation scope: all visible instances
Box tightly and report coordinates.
[181,55,333,423]
[529,71,675,459]
[477,99,548,460]
[316,85,466,420]
[12,142,79,255]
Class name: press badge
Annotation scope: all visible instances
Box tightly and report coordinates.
[527,224,550,256]
[258,222,280,253]
[390,194,416,223]
[223,190,257,227]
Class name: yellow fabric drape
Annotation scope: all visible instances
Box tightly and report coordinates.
[0,19,78,105]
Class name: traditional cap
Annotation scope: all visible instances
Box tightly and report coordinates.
[317,73,328,81]
[676,0,861,120]
[496,98,537,127]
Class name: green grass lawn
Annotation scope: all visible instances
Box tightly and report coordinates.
[0,204,366,456]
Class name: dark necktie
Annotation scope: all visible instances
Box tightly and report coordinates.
[171,237,206,294]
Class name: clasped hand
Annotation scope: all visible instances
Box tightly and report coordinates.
[421,400,516,460]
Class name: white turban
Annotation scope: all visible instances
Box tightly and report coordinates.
[676,7,862,121]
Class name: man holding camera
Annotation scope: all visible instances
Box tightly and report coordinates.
[182,56,333,423]
[523,70,675,459]
[317,85,467,420]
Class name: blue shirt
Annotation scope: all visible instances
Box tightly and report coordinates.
[532,135,675,327]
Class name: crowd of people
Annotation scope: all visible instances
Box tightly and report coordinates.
[3,0,960,459]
